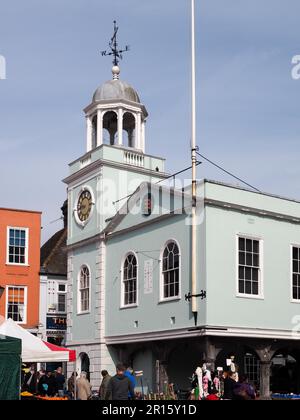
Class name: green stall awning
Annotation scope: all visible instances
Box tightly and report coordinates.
[0,334,22,400]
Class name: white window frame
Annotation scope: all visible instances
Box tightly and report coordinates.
[57,282,67,313]
[5,285,28,325]
[236,234,264,300]
[77,265,91,315]
[120,252,139,309]
[6,226,29,266]
[159,239,181,303]
[290,244,300,303]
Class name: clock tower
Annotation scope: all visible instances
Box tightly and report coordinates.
[63,52,168,386]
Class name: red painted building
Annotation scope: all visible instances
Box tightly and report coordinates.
[0,208,41,331]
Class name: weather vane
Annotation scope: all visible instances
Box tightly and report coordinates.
[101,20,130,67]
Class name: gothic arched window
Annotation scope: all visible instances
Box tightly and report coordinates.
[161,241,180,299]
[79,265,90,313]
[122,253,138,306]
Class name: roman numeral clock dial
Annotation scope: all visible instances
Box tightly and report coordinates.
[75,188,94,225]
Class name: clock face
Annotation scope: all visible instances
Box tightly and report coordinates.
[77,189,93,222]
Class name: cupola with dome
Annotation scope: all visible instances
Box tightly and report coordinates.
[84,62,148,153]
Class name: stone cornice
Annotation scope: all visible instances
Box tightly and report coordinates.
[63,158,169,186]
[105,325,300,345]
[206,198,300,225]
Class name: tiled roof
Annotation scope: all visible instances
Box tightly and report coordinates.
[40,228,67,276]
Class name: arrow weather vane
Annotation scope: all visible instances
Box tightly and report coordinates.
[101,20,130,67]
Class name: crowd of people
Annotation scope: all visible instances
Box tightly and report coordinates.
[66,363,137,400]
[22,362,257,401]
[222,372,256,400]
[22,366,66,397]
[22,363,137,401]
[189,367,257,401]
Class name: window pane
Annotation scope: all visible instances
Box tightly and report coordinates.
[293,247,299,260]
[7,229,27,265]
[239,238,245,251]
[170,283,175,297]
[239,252,245,265]
[252,282,259,295]
[162,242,180,299]
[246,239,252,252]
[174,254,179,268]
[123,254,137,305]
[245,267,252,280]
[252,268,258,282]
[58,294,66,312]
[238,236,260,296]
[239,280,245,294]
[293,287,298,300]
[245,281,252,294]
[293,273,300,300]
[7,287,26,323]
[79,266,90,311]
[246,253,252,266]
[253,241,259,254]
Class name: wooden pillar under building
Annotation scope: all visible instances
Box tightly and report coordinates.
[259,361,272,400]
[159,361,169,395]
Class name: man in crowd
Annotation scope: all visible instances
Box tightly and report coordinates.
[99,370,112,400]
[55,366,65,394]
[124,367,136,399]
[107,364,135,400]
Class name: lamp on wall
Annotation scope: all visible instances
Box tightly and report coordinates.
[0,286,5,299]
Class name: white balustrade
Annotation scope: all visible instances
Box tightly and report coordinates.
[124,151,144,167]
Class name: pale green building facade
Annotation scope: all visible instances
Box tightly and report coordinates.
[65,65,300,398]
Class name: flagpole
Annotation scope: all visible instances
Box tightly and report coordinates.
[191,0,198,324]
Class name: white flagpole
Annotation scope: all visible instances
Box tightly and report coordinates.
[191,0,198,323]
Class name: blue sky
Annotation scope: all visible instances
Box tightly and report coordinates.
[1,0,300,242]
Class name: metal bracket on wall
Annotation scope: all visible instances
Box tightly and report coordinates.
[185,290,207,302]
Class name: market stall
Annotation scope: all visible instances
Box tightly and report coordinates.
[0,318,75,362]
[0,317,76,400]
[0,334,21,400]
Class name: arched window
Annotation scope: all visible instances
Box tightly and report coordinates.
[103,111,118,145]
[92,115,97,149]
[79,266,90,313]
[123,112,136,148]
[123,254,138,306]
[79,352,90,381]
[162,241,180,299]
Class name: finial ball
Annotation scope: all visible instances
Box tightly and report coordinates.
[112,65,120,78]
